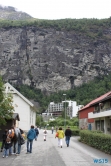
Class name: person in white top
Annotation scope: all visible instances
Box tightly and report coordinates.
[43,129,47,141]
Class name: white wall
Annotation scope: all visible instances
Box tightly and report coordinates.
[88,109,111,119]
[13,94,35,131]
[64,100,80,117]
[72,101,78,117]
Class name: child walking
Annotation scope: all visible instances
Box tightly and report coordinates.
[43,129,47,141]
[2,137,11,158]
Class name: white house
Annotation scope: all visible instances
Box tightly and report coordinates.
[4,83,36,131]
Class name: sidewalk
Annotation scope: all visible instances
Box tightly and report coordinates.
[1,129,111,166]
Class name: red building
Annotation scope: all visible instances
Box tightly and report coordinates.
[79,91,111,131]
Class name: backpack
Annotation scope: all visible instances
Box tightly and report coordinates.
[35,128,39,135]
[9,129,15,138]
[9,129,17,141]
[20,136,25,145]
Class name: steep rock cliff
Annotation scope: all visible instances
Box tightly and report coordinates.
[0,26,111,92]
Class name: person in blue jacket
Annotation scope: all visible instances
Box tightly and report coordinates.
[26,125,36,153]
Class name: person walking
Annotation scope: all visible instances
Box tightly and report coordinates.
[2,137,11,158]
[65,126,72,147]
[56,127,58,132]
[56,127,64,148]
[26,125,36,154]
[16,128,25,155]
[43,129,47,141]
[35,126,39,141]
[8,126,18,155]
[14,126,20,155]
[51,126,54,134]
[1,129,8,152]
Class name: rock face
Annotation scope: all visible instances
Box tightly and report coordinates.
[0,5,32,20]
[0,26,111,93]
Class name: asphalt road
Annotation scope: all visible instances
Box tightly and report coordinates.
[1,129,111,166]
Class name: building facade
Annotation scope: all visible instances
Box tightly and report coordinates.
[46,100,83,118]
[47,102,63,117]
[4,83,36,131]
[79,91,111,134]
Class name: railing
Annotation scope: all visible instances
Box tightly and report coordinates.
[94,107,111,114]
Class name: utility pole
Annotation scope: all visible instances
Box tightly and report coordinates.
[63,94,66,130]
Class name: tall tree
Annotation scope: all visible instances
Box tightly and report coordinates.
[0,77,14,125]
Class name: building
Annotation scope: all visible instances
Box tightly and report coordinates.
[46,100,83,118]
[4,83,36,131]
[47,102,64,117]
[79,91,111,134]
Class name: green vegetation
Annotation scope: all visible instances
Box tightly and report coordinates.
[17,73,111,113]
[48,116,79,127]
[79,130,111,154]
[0,17,111,39]
[0,77,14,125]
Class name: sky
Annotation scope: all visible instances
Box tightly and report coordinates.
[0,0,111,20]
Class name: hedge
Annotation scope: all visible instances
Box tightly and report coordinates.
[71,129,80,136]
[79,130,111,154]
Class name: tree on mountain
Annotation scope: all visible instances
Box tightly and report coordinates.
[0,76,14,125]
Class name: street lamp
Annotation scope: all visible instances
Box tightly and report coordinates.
[63,94,66,130]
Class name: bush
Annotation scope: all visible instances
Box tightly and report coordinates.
[79,130,111,154]
[71,129,80,136]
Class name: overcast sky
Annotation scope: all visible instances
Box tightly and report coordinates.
[0,0,111,20]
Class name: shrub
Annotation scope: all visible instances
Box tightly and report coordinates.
[79,130,111,154]
[71,129,80,136]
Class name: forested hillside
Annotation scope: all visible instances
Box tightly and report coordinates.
[0,17,111,38]
[16,74,111,113]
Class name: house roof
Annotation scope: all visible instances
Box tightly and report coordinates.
[79,91,111,112]
[4,82,34,107]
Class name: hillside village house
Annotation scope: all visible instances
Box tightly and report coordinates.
[4,82,36,131]
[79,91,111,134]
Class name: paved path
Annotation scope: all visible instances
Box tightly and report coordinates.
[1,129,111,166]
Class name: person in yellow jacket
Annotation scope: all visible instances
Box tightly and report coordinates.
[55,127,64,148]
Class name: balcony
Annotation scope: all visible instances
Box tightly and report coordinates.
[88,107,111,119]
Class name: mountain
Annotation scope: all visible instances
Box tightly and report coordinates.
[0,18,111,93]
[0,5,32,20]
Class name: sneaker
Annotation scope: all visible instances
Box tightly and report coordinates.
[6,156,8,158]
[2,156,4,158]
[61,146,62,148]
[15,154,19,156]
